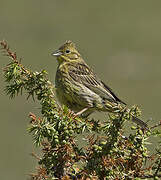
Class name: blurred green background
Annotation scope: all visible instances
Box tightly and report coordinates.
[1,0,161,179]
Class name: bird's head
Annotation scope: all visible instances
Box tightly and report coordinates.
[52,40,81,64]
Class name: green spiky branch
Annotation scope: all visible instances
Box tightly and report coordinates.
[1,40,161,180]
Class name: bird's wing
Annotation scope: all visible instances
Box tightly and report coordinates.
[68,62,126,105]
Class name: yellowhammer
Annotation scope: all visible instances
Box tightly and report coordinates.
[52,40,148,129]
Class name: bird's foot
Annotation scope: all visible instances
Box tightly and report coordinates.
[70,107,89,119]
[69,110,77,118]
[75,107,89,117]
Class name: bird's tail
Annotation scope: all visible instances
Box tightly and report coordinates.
[105,103,148,130]
[131,116,148,130]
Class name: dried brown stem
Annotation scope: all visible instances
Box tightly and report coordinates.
[150,120,161,129]
[0,40,30,75]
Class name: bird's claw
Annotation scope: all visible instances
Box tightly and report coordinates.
[69,110,78,118]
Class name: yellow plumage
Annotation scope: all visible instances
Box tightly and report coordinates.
[52,40,148,129]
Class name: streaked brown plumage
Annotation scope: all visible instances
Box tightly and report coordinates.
[52,40,148,129]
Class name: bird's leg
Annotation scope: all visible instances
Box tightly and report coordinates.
[74,107,89,117]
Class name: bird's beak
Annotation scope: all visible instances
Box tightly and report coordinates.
[52,50,62,57]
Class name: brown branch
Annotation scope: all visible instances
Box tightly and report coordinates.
[150,120,161,129]
[139,174,161,179]
[29,166,49,180]
[0,40,30,75]
[31,152,41,161]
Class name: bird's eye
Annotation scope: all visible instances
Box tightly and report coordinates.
[65,49,70,54]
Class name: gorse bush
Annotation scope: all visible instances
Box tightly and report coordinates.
[1,40,161,180]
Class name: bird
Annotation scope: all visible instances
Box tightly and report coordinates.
[52,40,148,129]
